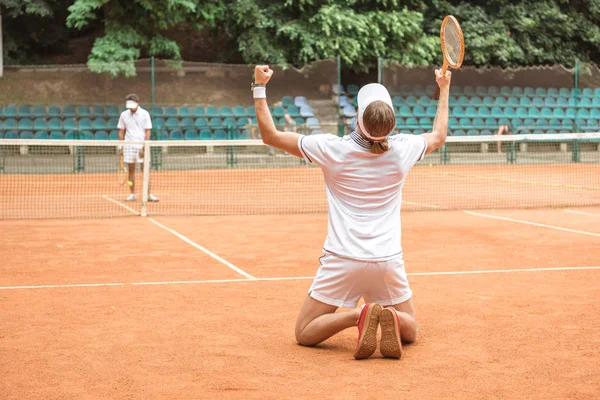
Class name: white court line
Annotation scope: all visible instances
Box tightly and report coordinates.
[147,218,256,280]
[464,210,600,237]
[2,266,599,290]
[564,209,600,218]
[403,200,443,209]
[101,194,139,215]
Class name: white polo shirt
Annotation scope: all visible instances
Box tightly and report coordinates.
[299,131,427,261]
[117,107,152,141]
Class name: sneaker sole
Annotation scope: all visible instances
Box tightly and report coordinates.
[353,304,382,360]
[380,308,403,359]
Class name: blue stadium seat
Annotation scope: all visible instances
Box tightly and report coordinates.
[471,96,482,106]
[413,105,426,117]
[524,87,535,97]
[467,129,479,136]
[458,96,469,106]
[479,107,490,117]
[520,97,532,107]
[528,108,541,118]
[581,98,593,108]
[109,130,119,140]
[515,107,528,118]
[165,118,179,128]
[535,88,547,97]
[397,105,411,117]
[79,118,92,130]
[49,131,63,140]
[206,106,219,117]
[164,106,178,117]
[271,106,285,118]
[332,84,344,95]
[181,117,195,129]
[453,129,466,136]
[395,117,404,128]
[484,118,497,128]
[92,118,107,130]
[419,96,431,106]
[405,96,417,106]
[459,117,471,128]
[3,118,17,131]
[503,107,516,119]
[179,106,192,117]
[20,131,34,139]
[507,97,519,107]
[540,108,553,118]
[94,131,108,140]
[475,86,487,96]
[511,118,523,128]
[92,106,106,117]
[287,105,300,118]
[247,106,256,117]
[209,117,222,128]
[500,87,512,96]
[557,97,569,108]
[392,96,403,107]
[480,129,493,135]
[4,131,18,139]
[483,96,494,107]
[45,106,60,118]
[63,119,76,131]
[306,117,320,128]
[488,87,500,96]
[419,118,432,129]
[424,106,436,117]
[300,106,314,118]
[281,96,294,106]
[548,119,560,129]
[498,118,510,126]
[33,118,47,130]
[452,106,465,117]
[406,117,419,129]
[472,117,484,128]
[195,118,208,128]
[523,118,536,128]
[18,105,32,117]
[591,109,600,119]
[593,97,600,108]
[170,130,183,140]
[577,109,590,118]
[531,97,544,108]
[565,108,576,119]
[200,129,212,140]
[536,119,549,129]
[237,118,250,128]
[3,105,17,117]
[343,105,356,118]
[152,106,164,116]
[107,106,120,117]
[220,106,234,117]
[18,119,33,130]
[223,117,237,128]
[32,106,46,118]
[463,86,475,96]
[184,130,199,140]
[547,88,559,97]
[78,106,91,117]
[449,117,459,128]
[582,88,593,98]
[154,118,166,129]
[544,98,557,107]
[294,96,308,107]
[34,131,49,139]
[553,108,565,118]
[233,106,247,117]
[81,131,94,140]
[413,86,425,96]
[214,130,227,140]
[559,88,570,97]
[193,106,205,117]
[465,107,477,118]
[491,107,503,118]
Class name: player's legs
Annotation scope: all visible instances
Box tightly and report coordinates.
[127,163,136,194]
[390,297,418,343]
[294,295,359,346]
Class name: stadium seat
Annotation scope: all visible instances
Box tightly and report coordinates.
[346,84,359,97]
[237,118,250,128]
[18,105,32,117]
[45,106,60,118]
[34,131,49,139]
[79,118,93,130]
[406,117,419,129]
[544,98,557,107]
[524,87,535,97]
[465,107,477,118]
[109,130,119,140]
[223,117,237,128]
[423,106,435,117]
[152,106,164,116]
[498,118,510,126]
[200,129,212,140]
[547,88,559,97]
[471,96,482,106]
[491,107,503,118]
[535,88,547,97]
[63,119,77,131]
[20,131,34,139]
[419,117,432,129]
[179,117,193,129]
[209,117,223,128]
[473,117,486,128]
[565,108,576,119]
[300,106,314,118]
[532,129,544,135]
[18,119,33,130]
[567,97,578,107]
[392,96,403,107]
[449,117,459,128]
[581,98,593,108]
[549,119,561,129]
[294,96,308,107]
[495,97,507,107]
[412,129,425,135]
[294,117,305,125]
[488,87,500,96]
[479,107,491,117]
[193,106,205,117]
[195,118,208,128]
[94,131,108,140]
[281,96,294,107]
[233,106,247,117]
[3,118,17,131]
[81,131,94,140]
[484,118,497,128]
[184,130,199,140]
[306,117,320,128]
[531,97,543,108]
[523,118,536,128]
[179,106,192,117]
[467,129,479,136]
[165,118,179,128]
[577,109,590,118]
[220,106,234,117]
[31,106,46,118]
[475,86,487,96]
[164,106,177,117]
[3,105,17,117]
[92,118,107,130]
[511,118,523,128]
[483,96,494,107]
[214,130,227,140]
[453,129,466,136]
[516,107,528,118]
[342,105,356,118]
[107,106,120,117]
[412,105,425,117]
[463,86,475,96]
[591,109,600,119]
[4,131,18,139]
[170,130,183,140]
[500,87,512,96]
[332,84,344,95]
[404,95,416,106]
[520,97,532,107]
[537,119,549,129]
[78,106,91,117]
[287,105,300,118]
[457,96,469,106]
[395,117,404,128]
[419,96,432,106]
[480,129,493,135]
[555,97,568,108]
[92,106,106,117]
[206,106,219,117]
[49,131,63,140]
[507,97,519,107]
[453,107,465,117]
[553,108,565,118]
[339,96,350,108]
[559,88,570,97]
[540,108,553,118]
[397,105,410,117]
[459,117,471,128]
[582,88,593,97]
[154,118,166,129]
[271,106,285,118]
[33,118,47,130]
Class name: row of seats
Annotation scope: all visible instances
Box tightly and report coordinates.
[0,130,241,141]
[334,84,599,98]
[395,117,598,129]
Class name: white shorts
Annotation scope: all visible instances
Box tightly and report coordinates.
[309,253,412,308]
[123,144,144,164]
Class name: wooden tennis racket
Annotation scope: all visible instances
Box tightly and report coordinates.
[433,15,465,100]
[118,152,128,185]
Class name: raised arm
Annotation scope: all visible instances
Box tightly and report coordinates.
[422,69,452,154]
[253,65,303,158]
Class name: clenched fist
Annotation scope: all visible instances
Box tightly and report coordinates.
[255,65,274,85]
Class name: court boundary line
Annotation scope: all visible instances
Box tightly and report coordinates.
[564,209,600,218]
[101,194,140,215]
[2,266,599,290]
[464,210,600,237]
[147,217,256,280]
[403,200,444,210]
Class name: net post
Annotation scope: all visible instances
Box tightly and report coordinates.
[571,139,580,162]
[141,141,151,217]
[378,57,383,84]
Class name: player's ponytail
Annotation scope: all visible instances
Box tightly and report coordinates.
[361,101,395,154]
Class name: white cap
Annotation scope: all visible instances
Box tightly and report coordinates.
[357,83,395,141]
[126,100,139,109]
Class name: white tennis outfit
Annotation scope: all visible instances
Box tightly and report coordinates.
[299,131,427,308]
[117,107,152,164]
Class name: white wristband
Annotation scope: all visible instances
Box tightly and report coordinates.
[253,86,266,99]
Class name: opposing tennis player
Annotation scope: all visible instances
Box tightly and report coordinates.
[117,94,159,202]
[253,66,450,359]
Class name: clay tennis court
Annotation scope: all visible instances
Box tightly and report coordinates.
[2,204,600,399]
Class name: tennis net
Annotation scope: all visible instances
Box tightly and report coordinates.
[1,133,599,219]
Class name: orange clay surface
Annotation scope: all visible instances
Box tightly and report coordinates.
[1,208,600,399]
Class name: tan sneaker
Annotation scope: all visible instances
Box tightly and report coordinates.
[379,307,403,359]
[353,303,382,360]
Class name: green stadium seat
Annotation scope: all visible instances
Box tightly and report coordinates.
[581,98,593,108]
[49,131,63,140]
[481,129,493,135]
[34,131,48,139]
[405,96,417,106]
[209,117,222,128]
[413,105,426,117]
[109,130,119,140]
[276,117,286,126]
[520,97,532,107]
[507,97,519,107]
[499,118,510,126]
[18,119,33,130]
[237,130,251,140]
[395,117,404,128]
[471,96,482,106]
[448,96,458,106]
[107,106,120,117]
[536,119,548,129]
[181,118,194,129]
[524,87,535,96]
[453,106,465,117]
[500,87,512,96]
[535,88,547,97]
[92,106,106,117]
[541,108,553,118]
[247,106,256,117]
[459,117,471,128]
[46,106,60,117]
[169,130,183,140]
[94,131,108,140]
[453,129,466,136]
[179,106,192,117]
[3,118,17,131]
[64,131,76,139]
[495,97,507,107]
[466,129,478,136]
[528,108,540,118]
[287,105,300,118]
[516,107,528,118]
[463,86,475,96]
[478,107,490,117]
[412,129,425,135]
[406,117,419,129]
[425,106,436,117]
[531,97,543,108]
[523,118,536,128]
[33,118,47,130]
[531,129,544,134]
[78,106,91,117]
[577,109,590,118]
[557,97,569,108]
[193,106,205,117]
[392,96,403,107]
[165,118,179,128]
[164,106,178,117]
[184,130,199,140]
[488,87,500,96]
[475,87,487,96]
[419,96,431,106]
[581,88,592,97]
[472,117,484,128]
[18,105,32,117]
[80,131,93,140]
[20,131,34,139]
[79,118,92,130]
[233,106,247,117]
[547,88,559,97]
[491,107,503,118]
[4,131,18,139]
[512,87,524,96]
[294,117,304,125]
[413,86,425,96]
[453,86,463,95]
[154,118,166,129]
[419,117,432,128]
[567,97,579,107]
[399,105,411,117]
[553,108,565,118]
[565,108,576,119]
[465,107,477,118]
[92,118,107,129]
[32,106,46,117]
[559,88,570,97]
[548,119,560,129]
[483,96,494,106]
[63,119,77,130]
[223,117,237,128]
[457,96,469,106]
[220,106,234,117]
[152,106,164,116]
[195,118,208,128]
[449,117,459,128]
[544,98,557,107]
[591,109,600,119]
[592,98,600,108]
[281,96,294,106]
[237,118,250,128]
[200,129,212,140]
[3,105,17,117]
[214,130,227,140]
[484,118,497,128]
[511,118,523,128]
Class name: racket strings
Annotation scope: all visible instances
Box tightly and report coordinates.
[443,20,463,66]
